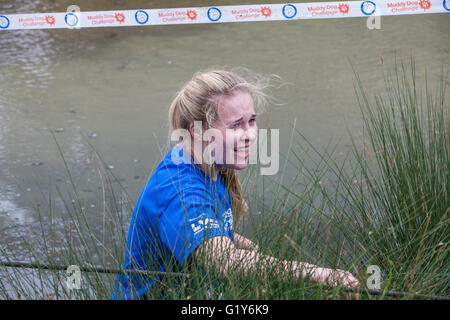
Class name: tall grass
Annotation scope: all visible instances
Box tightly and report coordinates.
[345,60,449,296]
[0,61,447,299]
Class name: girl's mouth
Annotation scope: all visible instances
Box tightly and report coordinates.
[234,146,250,158]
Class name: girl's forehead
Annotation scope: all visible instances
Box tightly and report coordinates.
[218,91,255,121]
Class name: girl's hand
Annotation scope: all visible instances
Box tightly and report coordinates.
[234,233,258,251]
[313,267,360,300]
[247,242,258,251]
[312,267,360,288]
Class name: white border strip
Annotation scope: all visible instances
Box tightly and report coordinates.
[0,1,448,30]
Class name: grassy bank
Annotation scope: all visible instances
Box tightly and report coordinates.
[0,61,448,299]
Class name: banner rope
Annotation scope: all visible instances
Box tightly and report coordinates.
[1,1,449,31]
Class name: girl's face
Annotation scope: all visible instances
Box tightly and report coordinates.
[212,90,258,170]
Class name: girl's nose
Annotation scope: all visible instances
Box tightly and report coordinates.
[241,126,257,143]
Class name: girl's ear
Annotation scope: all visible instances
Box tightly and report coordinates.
[189,121,203,142]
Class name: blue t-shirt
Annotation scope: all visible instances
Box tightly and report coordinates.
[111,144,234,300]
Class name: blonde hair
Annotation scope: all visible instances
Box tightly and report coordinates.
[168,69,269,225]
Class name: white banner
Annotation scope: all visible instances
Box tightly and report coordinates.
[0,1,448,31]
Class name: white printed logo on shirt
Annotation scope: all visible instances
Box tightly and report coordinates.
[189,208,233,236]
[189,214,220,235]
[223,208,233,235]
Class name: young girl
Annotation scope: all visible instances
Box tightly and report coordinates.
[111,69,359,299]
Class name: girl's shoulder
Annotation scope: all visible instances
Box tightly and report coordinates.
[148,145,207,191]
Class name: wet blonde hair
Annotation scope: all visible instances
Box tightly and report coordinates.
[168,69,268,225]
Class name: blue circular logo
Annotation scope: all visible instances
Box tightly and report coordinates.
[207,7,222,22]
[444,0,450,11]
[361,1,376,15]
[0,15,10,29]
[65,13,79,27]
[282,4,298,19]
[135,10,149,24]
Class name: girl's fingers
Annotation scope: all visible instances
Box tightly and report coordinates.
[334,270,360,288]
[346,273,360,287]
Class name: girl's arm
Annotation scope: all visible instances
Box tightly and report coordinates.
[234,233,258,251]
[193,236,359,288]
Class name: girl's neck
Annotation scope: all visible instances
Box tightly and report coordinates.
[183,144,219,181]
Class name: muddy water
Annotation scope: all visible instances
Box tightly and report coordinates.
[0,0,448,260]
